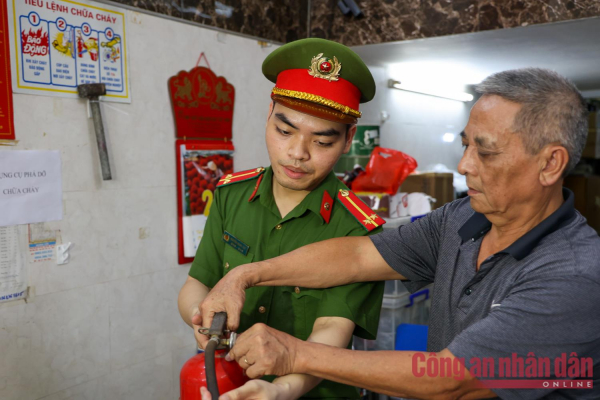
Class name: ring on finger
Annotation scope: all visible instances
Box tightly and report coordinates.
[244,357,253,365]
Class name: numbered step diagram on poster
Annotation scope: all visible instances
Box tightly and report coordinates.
[7,0,130,103]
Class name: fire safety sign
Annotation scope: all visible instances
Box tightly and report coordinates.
[6,0,130,103]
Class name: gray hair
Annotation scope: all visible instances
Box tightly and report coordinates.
[475,68,588,175]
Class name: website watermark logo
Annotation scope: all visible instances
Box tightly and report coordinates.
[412,352,593,389]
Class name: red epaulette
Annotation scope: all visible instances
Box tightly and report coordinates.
[320,190,334,224]
[336,188,386,232]
[216,167,265,188]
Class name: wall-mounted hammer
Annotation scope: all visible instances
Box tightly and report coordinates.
[77,83,112,180]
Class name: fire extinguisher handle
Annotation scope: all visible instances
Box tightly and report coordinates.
[209,312,228,336]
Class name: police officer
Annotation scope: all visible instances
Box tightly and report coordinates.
[178,38,386,399]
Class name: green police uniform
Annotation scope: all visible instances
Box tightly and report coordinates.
[190,167,384,398]
[189,38,385,399]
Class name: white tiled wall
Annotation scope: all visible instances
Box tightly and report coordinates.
[1,9,276,400]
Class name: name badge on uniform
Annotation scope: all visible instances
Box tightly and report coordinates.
[222,231,250,256]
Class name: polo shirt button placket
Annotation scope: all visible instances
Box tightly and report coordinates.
[275,224,283,230]
[464,288,472,295]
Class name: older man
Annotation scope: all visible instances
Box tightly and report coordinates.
[200,68,600,400]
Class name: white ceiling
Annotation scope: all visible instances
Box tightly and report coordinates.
[352,17,600,91]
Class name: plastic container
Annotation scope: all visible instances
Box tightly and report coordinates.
[384,280,408,297]
[354,287,432,352]
[382,216,413,230]
[395,323,428,351]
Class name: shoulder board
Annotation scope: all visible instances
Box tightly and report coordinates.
[217,167,265,188]
[336,189,386,232]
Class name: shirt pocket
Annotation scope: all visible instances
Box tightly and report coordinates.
[281,287,324,339]
[222,244,254,275]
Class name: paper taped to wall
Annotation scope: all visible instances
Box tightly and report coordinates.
[0,225,27,303]
[28,223,57,263]
[56,242,72,265]
[0,150,63,226]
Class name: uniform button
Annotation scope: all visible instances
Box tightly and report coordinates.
[258,306,266,313]
[224,262,230,269]
[294,286,301,294]
[464,288,472,295]
[275,224,282,230]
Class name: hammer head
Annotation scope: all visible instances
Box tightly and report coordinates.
[77,83,106,99]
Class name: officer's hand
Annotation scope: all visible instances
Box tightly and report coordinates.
[226,323,300,379]
[190,306,208,350]
[200,267,248,332]
[200,386,211,400]
[219,380,287,400]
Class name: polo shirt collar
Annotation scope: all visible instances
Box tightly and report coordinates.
[252,166,338,224]
[458,188,576,260]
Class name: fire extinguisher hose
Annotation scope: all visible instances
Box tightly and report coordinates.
[205,337,220,398]
[205,312,228,398]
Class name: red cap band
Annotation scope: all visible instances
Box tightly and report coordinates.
[275,69,361,112]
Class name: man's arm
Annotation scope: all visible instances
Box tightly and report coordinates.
[223,317,355,400]
[295,343,495,400]
[178,275,211,347]
[252,236,402,288]
[228,324,497,400]
[201,236,402,332]
[201,204,448,332]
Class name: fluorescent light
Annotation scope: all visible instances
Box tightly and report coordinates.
[388,79,474,102]
[442,133,456,142]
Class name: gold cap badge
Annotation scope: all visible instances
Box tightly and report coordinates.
[309,53,341,82]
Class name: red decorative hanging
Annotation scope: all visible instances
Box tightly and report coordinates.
[168,66,235,140]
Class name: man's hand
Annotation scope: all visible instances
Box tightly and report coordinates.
[178,276,211,348]
[200,267,250,335]
[200,380,289,400]
[200,386,212,400]
[226,323,301,379]
[190,306,206,349]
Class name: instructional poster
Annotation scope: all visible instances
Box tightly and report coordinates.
[1,0,16,142]
[6,0,130,103]
[0,225,27,303]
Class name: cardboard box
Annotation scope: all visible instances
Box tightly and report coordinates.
[564,174,600,234]
[400,172,454,209]
[585,175,600,234]
[356,192,391,218]
[564,175,587,214]
[583,112,600,159]
[583,130,600,159]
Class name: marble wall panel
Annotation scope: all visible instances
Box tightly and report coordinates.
[108,0,600,45]
[111,0,308,43]
[310,0,600,46]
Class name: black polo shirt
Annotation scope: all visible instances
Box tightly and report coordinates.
[371,189,600,399]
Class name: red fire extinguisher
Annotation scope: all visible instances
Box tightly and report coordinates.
[180,313,250,399]
[180,349,249,399]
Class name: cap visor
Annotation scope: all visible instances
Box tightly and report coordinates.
[272,94,357,125]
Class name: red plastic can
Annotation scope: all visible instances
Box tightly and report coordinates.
[180,349,250,399]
